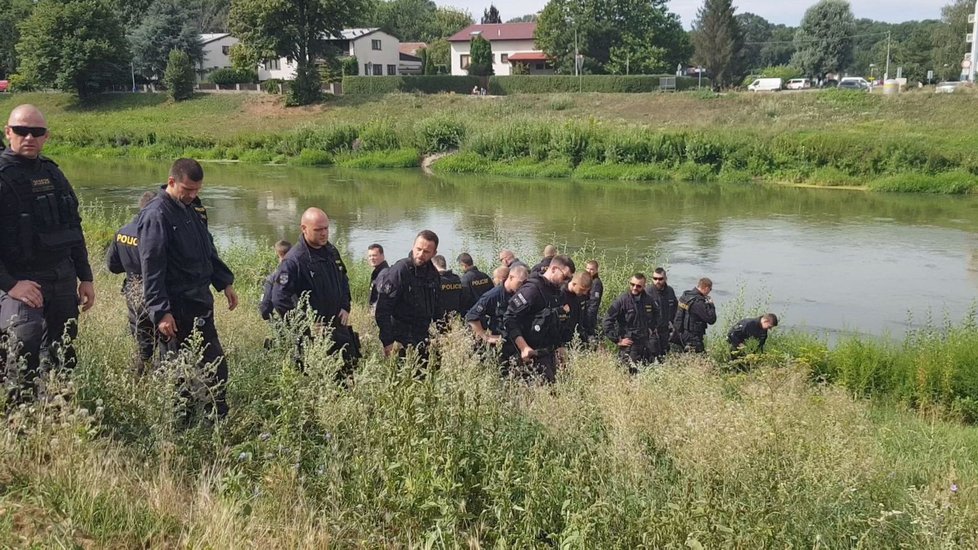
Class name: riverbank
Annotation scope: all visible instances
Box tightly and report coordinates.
[2,222,977,546]
[2,90,977,193]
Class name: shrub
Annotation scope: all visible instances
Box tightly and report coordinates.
[414,116,466,153]
[342,76,481,95]
[357,119,401,151]
[741,65,802,86]
[335,148,421,168]
[163,50,195,102]
[291,149,333,166]
[262,79,284,94]
[6,73,37,92]
[487,75,702,94]
[208,68,258,86]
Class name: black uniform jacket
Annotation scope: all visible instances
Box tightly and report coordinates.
[270,236,351,323]
[459,266,493,313]
[583,276,603,333]
[369,261,389,306]
[603,291,657,342]
[646,283,677,329]
[676,289,717,337]
[375,254,441,347]
[503,273,563,351]
[464,284,512,335]
[438,270,463,317]
[727,317,768,351]
[106,216,141,276]
[558,286,587,345]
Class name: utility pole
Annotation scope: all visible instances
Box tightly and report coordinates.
[970,0,978,82]
[884,31,891,81]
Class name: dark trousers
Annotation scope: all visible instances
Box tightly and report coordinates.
[618,338,656,373]
[124,282,155,372]
[294,324,360,382]
[158,307,228,421]
[652,327,671,360]
[503,345,557,383]
[1,288,78,405]
[675,332,706,353]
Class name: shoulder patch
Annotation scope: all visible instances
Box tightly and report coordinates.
[278,272,289,285]
[514,292,528,306]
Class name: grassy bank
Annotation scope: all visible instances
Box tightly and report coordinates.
[1,207,976,545]
[2,90,978,192]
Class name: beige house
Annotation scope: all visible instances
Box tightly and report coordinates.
[257,28,403,81]
[448,23,551,76]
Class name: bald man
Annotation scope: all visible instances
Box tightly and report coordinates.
[0,104,94,405]
[270,208,357,378]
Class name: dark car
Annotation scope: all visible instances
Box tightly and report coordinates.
[837,79,870,92]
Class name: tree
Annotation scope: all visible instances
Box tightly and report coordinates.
[482,4,502,24]
[507,14,538,23]
[692,0,744,88]
[426,39,451,73]
[933,0,972,81]
[736,13,771,73]
[164,49,195,100]
[791,0,855,79]
[130,0,204,81]
[0,0,34,79]
[468,34,494,76]
[16,0,130,98]
[431,7,474,40]
[364,0,472,42]
[229,0,366,106]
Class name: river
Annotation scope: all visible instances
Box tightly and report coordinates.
[63,157,978,339]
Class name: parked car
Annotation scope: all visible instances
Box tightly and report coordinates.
[0,80,8,93]
[786,78,812,90]
[748,77,783,92]
[935,81,964,94]
[838,77,870,92]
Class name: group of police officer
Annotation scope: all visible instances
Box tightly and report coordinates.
[0,103,779,420]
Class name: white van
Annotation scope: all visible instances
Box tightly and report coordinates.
[786,78,812,90]
[748,78,783,92]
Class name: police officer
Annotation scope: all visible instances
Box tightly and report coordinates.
[375,230,441,362]
[531,244,557,274]
[646,267,677,361]
[457,252,492,313]
[465,265,528,347]
[492,266,509,287]
[558,271,592,346]
[432,254,462,321]
[727,313,778,355]
[502,255,574,383]
[258,239,291,321]
[106,190,157,373]
[367,243,388,310]
[672,277,716,353]
[137,158,237,421]
[604,273,658,372]
[582,260,603,342]
[498,249,528,271]
[0,105,95,405]
[270,208,358,377]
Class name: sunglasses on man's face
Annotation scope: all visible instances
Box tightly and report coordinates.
[8,126,47,138]
[652,277,665,281]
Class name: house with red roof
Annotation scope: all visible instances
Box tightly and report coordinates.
[447,23,552,76]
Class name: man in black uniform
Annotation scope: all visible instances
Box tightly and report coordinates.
[138,158,237,421]
[457,252,492,314]
[531,244,557,274]
[558,271,592,347]
[106,190,157,373]
[604,273,658,373]
[432,255,462,322]
[646,267,677,361]
[0,104,96,404]
[258,239,291,321]
[727,313,778,355]
[582,260,603,342]
[465,265,528,348]
[498,249,528,271]
[375,230,441,362]
[270,208,358,377]
[672,277,717,353]
[367,243,387,311]
[502,255,574,383]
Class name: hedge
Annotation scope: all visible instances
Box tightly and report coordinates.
[342,75,482,95]
[487,75,703,94]
[208,67,258,85]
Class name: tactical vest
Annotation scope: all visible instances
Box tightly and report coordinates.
[620,295,655,339]
[523,277,562,350]
[674,293,706,335]
[0,156,84,267]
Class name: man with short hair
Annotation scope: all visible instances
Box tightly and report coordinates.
[107,190,158,372]
[0,104,95,404]
[531,244,558,274]
[138,158,237,421]
[465,265,528,347]
[727,313,779,354]
[259,239,291,321]
[672,277,717,353]
[502,255,575,383]
[492,266,509,287]
[457,252,492,313]
[375,230,441,360]
[367,243,388,309]
[432,254,462,322]
[498,249,528,271]
[582,260,603,342]
[646,267,677,361]
[604,273,658,372]
[559,271,592,346]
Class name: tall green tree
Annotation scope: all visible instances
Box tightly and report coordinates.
[229,0,366,105]
[468,34,494,76]
[507,13,538,23]
[736,12,771,73]
[363,0,472,42]
[164,49,195,100]
[791,0,855,79]
[16,0,130,98]
[130,0,204,81]
[426,39,451,73]
[431,7,474,39]
[0,0,34,79]
[691,0,744,87]
[933,0,972,80]
[482,4,502,24]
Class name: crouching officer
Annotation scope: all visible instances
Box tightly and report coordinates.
[0,104,96,405]
[502,255,574,383]
[727,313,778,356]
[138,158,237,422]
[671,277,716,353]
[106,190,158,373]
[604,273,658,373]
[465,265,528,351]
[270,208,359,380]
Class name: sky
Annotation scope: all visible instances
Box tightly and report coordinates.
[437,0,945,28]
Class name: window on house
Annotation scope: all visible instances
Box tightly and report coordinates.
[460,55,470,69]
[265,58,281,71]
[373,64,383,76]
[222,46,230,55]
[372,39,382,50]
[500,54,509,64]
[535,63,545,70]
[387,64,396,75]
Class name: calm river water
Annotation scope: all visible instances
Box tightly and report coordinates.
[63,158,978,339]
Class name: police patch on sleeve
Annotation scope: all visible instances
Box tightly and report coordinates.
[514,293,528,306]
[278,273,289,285]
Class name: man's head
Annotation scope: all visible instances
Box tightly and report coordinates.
[504,265,529,292]
[300,207,330,248]
[5,104,48,159]
[412,230,438,267]
[629,273,647,296]
[493,266,509,286]
[544,255,575,286]
[543,244,557,259]
[760,313,779,330]
[651,267,667,290]
[138,190,156,210]
[367,243,385,267]
[167,158,204,205]
[432,254,448,272]
[457,252,474,270]
[499,249,515,267]
[274,239,292,261]
[568,272,592,297]
[585,260,599,278]
[697,277,713,296]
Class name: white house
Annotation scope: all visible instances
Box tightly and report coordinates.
[257,28,402,81]
[199,33,239,78]
[447,23,551,76]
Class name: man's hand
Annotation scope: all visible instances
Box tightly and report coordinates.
[224,285,238,311]
[158,313,177,339]
[8,280,42,309]
[338,309,350,326]
[78,281,96,312]
[618,337,633,347]
[520,346,537,363]
[485,334,501,345]
[383,344,394,357]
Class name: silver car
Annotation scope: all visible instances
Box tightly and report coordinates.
[935,81,964,94]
